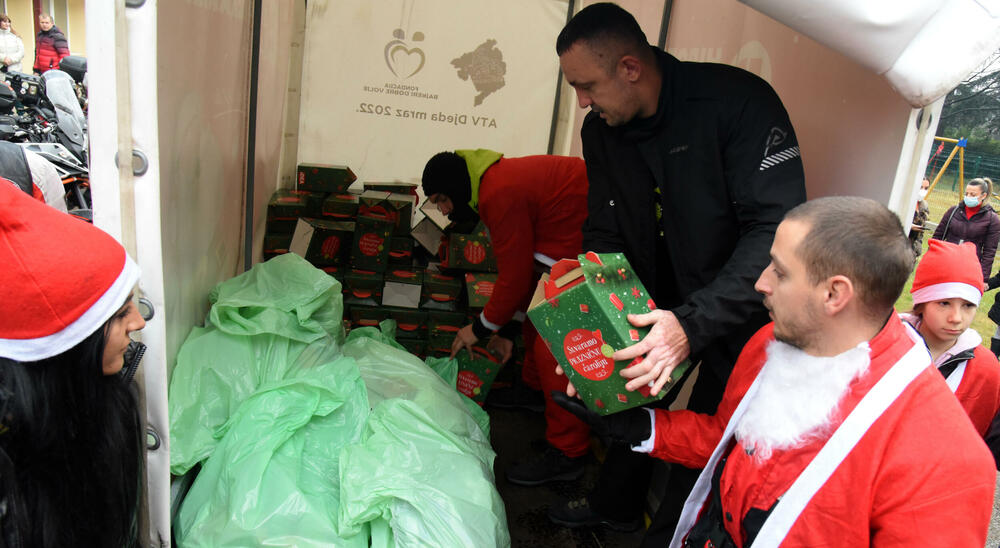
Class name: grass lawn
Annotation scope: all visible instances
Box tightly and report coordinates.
[894,176,999,342]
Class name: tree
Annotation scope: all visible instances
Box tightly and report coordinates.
[937,50,1000,140]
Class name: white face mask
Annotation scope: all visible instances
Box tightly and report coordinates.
[918,190,928,200]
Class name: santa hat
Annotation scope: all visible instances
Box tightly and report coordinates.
[0,182,140,362]
[911,239,983,306]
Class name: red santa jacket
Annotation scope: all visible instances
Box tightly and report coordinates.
[651,317,996,546]
[477,155,588,329]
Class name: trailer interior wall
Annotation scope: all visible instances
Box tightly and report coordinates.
[294,0,570,184]
[561,0,917,207]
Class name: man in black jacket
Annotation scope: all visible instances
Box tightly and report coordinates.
[549,3,806,543]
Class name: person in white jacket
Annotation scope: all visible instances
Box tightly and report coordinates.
[0,14,25,73]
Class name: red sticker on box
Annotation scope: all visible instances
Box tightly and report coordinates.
[321,235,341,259]
[580,304,589,313]
[475,282,494,297]
[609,293,624,311]
[563,329,614,381]
[617,393,628,403]
[629,329,639,341]
[457,370,484,398]
[358,233,385,256]
[647,299,657,311]
[464,240,486,264]
[297,172,305,185]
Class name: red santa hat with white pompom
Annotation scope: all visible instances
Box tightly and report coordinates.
[0,181,140,362]
[910,239,983,306]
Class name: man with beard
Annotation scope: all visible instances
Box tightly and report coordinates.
[557,196,996,545]
[421,150,593,484]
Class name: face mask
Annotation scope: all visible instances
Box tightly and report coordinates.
[964,196,981,208]
[119,341,146,385]
[918,190,928,200]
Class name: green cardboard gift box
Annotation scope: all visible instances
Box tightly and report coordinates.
[343,269,384,306]
[262,233,293,255]
[397,337,426,359]
[428,310,467,337]
[267,189,325,219]
[444,221,497,272]
[382,267,424,309]
[363,181,418,195]
[348,305,388,329]
[465,272,498,309]
[388,236,414,265]
[421,271,462,310]
[527,252,689,415]
[384,306,428,339]
[455,346,503,405]
[296,163,357,193]
[321,193,359,220]
[350,215,393,271]
[358,190,416,236]
[289,218,354,267]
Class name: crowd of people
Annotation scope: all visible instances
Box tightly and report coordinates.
[1,2,998,546]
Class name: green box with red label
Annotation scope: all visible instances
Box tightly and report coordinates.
[384,306,428,339]
[363,181,419,195]
[351,215,393,271]
[455,346,503,405]
[388,236,414,265]
[288,218,354,267]
[343,269,383,306]
[421,270,462,310]
[426,332,453,357]
[465,272,498,309]
[428,310,468,337]
[444,221,497,272]
[321,193,359,220]
[297,163,357,193]
[348,304,388,330]
[527,252,689,415]
[358,190,416,236]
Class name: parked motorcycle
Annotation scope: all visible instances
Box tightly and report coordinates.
[0,57,91,216]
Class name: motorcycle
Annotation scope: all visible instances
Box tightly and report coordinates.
[0,56,90,217]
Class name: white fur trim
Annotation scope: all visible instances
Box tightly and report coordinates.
[479,311,502,331]
[911,282,982,306]
[631,408,656,453]
[0,254,140,361]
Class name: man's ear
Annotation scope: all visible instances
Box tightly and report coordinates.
[620,55,642,82]
[822,275,855,315]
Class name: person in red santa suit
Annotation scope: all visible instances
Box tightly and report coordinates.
[901,238,1000,436]
[421,149,593,485]
[555,196,996,546]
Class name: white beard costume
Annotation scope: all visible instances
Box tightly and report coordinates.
[734,340,871,462]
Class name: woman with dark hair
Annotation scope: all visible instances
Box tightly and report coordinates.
[931,177,1000,279]
[0,182,146,547]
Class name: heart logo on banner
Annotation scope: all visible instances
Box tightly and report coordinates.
[384,41,425,79]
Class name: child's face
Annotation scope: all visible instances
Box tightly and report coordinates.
[920,298,977,347]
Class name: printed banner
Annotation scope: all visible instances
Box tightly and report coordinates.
[299,0,569,181]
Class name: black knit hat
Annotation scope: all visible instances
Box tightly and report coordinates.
[421,151,471,206]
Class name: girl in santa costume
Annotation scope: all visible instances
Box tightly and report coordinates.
[0,182,146,546]
[902,238,1000,436]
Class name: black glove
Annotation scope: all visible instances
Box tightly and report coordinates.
[551,391,651,447]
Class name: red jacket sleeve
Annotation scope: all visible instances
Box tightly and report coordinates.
[955,346,1000,436]
[649,324,773,468]
[479,186,538,328]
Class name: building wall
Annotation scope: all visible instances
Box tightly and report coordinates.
[2,0,86,73]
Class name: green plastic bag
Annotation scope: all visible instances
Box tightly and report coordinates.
[169,254,506,547]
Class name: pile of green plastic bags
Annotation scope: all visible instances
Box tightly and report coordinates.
[168,253,508,547]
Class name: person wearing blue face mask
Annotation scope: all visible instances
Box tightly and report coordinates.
[932,177,1000,279]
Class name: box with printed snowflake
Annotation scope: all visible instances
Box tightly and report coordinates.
[527,252,690,415]
[456,346,503,405]
[350,215,393,271]
[288,218,354,267]
[444,221,497,272]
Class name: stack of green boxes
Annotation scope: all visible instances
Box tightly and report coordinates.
[265,164,512,404]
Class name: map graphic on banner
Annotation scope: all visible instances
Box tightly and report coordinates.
[299,0,568,182]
